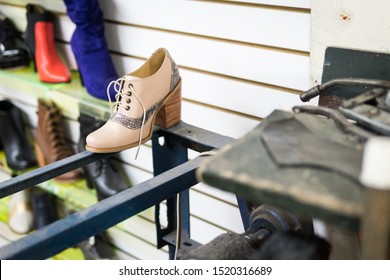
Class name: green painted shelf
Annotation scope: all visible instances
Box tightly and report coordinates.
[0,63,111,121]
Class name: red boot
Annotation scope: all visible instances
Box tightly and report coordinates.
[26,4,70,83]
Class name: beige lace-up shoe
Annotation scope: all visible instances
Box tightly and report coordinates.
[85,48,181,155]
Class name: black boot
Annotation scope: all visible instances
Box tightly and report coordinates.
[31,187,59,229]
[78,234,117,260]
[0,11,30,69]
[0,100,37,171]
[78,114,129,200]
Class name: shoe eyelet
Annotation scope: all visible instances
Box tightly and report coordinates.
[128,83,133,89]
[126,98,131,103]
[126,106,130,110]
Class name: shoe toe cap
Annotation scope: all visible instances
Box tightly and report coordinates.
[86,121,134,151]
[9,211,34,234]
[85,129,105,149]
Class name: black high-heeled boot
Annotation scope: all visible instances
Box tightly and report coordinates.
[0,100,37,171]
[0,11,30,69]
[78,114,129,201]
[31,187,59,229]
[78,234,117,260]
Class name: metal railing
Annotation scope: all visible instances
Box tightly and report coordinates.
[0,121,238,260]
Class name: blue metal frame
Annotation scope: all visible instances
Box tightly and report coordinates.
[152,129,189,259]
[0,122,238,260]
[0,151,114,199]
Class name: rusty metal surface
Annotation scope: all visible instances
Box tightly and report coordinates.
[292,105,373,141]
[318,95,344,108]
[320,48,390,102]
[197,110,364,231]
[301,78,390,103]
[261,117,363,181]
[341,88,386,108]
[339,105,390,135]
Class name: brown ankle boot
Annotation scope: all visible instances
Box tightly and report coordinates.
[35,99,83,182]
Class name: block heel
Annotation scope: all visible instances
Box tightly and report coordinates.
[155,80,182,128]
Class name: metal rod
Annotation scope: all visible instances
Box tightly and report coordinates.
[292,105,373,141]
[0,151,115,198]
[0,156,204,260]
[157,121,234,152]
[0,122,234,199]
[300,78,390,102]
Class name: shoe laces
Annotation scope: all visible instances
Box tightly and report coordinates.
[107,77,146,159]
[47,108,73,160]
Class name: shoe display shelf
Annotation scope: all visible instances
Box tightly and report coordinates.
[0,63,105,210]
[0,152,85,259]
[0,63,111,121]
[0,65,165,260]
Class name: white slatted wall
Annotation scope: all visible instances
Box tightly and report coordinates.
[0,0,311,259]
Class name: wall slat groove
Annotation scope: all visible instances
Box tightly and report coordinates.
[105,21,310,56]
[199,0,311,10]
